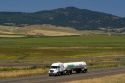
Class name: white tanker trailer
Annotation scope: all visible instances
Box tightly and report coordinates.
[48,62,87,76]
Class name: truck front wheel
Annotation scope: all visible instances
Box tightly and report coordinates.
[66,70,71,75]
[49,74,52,76]
[57,72,61,76]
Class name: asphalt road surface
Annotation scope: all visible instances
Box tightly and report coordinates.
[0,67,125,83]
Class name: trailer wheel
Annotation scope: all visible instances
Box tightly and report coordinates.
[76,69,81,73]
[70,70,72,74]
[83,69,88,73]
[76,70,80,73]
[84,69,88,73]
[61,72,63,75]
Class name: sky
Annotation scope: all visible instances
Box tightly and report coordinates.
[0,0,125,17]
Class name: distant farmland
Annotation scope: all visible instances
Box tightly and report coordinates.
[0,35,125,62]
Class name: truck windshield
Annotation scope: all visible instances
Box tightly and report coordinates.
[51,66,60,69]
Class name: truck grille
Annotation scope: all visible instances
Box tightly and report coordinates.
[50,70,54,73]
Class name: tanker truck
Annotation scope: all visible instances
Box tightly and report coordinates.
[48,62,87,76]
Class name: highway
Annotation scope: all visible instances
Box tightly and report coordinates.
[0,67,125,83]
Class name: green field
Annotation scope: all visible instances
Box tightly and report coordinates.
[0,35,125,56]
[0,35,125,62]
[0,34,125,78]
[0,35,125,64]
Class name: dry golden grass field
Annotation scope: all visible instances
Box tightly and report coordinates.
[66,73,125,83]
[0,68,47,79]
[0,25,81,36]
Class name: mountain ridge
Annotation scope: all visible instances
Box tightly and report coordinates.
[0,7,125,30]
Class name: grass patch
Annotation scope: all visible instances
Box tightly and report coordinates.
[66,73,125,83]
[0,68,47,79]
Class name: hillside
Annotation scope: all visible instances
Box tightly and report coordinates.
[0,7,125,30]
[0,25,81,36]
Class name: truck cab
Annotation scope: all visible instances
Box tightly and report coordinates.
[48,62,64,76]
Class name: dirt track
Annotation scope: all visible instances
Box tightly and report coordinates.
[0,67,125,83]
